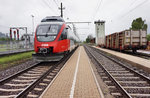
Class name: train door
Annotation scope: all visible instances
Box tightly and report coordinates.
[58,28,69,52]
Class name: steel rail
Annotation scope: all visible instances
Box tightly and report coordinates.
[91,47,150,84]
[0,62,40,85]
[15,47,77,98]
[84,46,132,98]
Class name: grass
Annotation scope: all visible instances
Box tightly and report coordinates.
[0,48,8,52]
[0,51,34,70]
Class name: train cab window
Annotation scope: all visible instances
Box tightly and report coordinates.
[59,28,67,40]
[37,25,59,35]
[36,24,61,42]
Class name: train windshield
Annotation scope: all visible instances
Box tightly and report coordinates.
[36,24,61,42]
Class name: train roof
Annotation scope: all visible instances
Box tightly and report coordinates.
[41,16,65,22]
[39,22,64,25]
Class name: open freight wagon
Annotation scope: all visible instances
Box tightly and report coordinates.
[105,29,147,52]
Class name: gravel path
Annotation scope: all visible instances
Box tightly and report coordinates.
[0,59,38,80]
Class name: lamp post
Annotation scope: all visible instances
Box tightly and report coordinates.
[31,15,34,35]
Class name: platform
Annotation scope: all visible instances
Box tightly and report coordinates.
[93,46,150,73]
[40,46,103,98]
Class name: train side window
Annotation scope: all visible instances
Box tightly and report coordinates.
[59,28,67,40]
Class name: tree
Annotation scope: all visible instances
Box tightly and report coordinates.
[86,38,90,43]
[147,34,150,41]
[131,17,148,30]
[86,34,93,43]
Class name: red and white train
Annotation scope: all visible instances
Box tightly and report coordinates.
[32,16,79,61]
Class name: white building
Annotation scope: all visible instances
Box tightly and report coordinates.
[94,20,105,47]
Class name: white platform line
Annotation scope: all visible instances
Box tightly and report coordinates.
[39,48,78,98]
[87,50,105,98]
[69,47,81,98]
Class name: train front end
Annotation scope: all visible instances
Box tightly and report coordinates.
[32,16,68,62]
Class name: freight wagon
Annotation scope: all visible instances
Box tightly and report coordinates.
[105,29,147,52]
[147,41,150,50]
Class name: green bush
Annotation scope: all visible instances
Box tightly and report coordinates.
[147,34,150,41]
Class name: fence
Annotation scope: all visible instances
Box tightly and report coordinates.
[0,40,34,52]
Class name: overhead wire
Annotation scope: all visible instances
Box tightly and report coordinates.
[47,0,70,18]
[118,0,148,19]
[108,0,137,22]
[129,0,137,6]
[91,0,103,21]
[61,1,79,21]
[108,0,148,25]
[53,0,59,7]
[46,0,60,15]
[57,0,91,40]
[41,0,59,15]
[107,0,149,35]
[55,1,70,19]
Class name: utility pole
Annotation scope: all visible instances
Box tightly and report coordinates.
[58,2,65,18]
[31,15,34,35]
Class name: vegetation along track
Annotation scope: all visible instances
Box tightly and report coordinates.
[0,49,34,57]
[0,47,77,98]
[84,45,150,98]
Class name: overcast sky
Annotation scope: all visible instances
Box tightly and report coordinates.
[0,0,150,41]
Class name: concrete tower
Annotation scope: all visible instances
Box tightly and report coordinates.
[94,20,105,47]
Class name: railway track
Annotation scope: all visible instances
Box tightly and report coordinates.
[85,45,150,98]
[0,48,76,98]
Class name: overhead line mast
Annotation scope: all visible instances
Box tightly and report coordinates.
[59,2,65,18]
